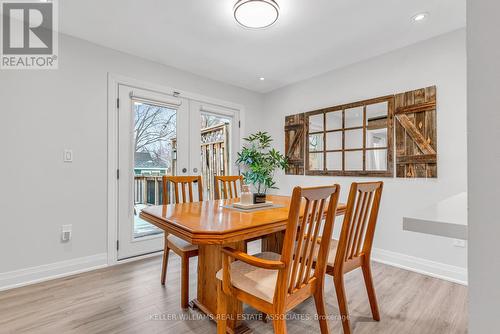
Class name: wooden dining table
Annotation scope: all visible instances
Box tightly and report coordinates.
[140,194,346,332]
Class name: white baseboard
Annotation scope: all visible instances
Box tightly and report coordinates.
[372,248,468,285]
[0,248,468,292]
[0,253,108,292]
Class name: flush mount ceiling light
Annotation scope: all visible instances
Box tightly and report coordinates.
[412,12,429,22]
[234,0,280,29]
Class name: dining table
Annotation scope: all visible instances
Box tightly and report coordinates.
[140,194,346,333]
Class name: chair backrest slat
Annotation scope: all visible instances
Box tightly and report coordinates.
[303,198,326,284]
[348,191,367,260]
[188,182,194,202]
[287,198,310,293]
[296,198,319,289]
[232,181,238,198]
[182,182,187,203]
[214,175,243,200]
[352,191,373,258]
[345,191,363,261]
[162,176,203,204]
[334,182,383,273]
[278,185,341,299]
[223,181,228,199]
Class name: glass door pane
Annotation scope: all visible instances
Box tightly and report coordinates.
[118,85,188,260]
[200,112,232,200]
[133,101,176,238]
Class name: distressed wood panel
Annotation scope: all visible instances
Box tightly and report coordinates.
[284,113,305,175]
[285,87,436,178]
[396,114,436,155]
[395,86,437,178]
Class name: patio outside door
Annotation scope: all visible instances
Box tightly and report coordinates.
[117,85,194,259]
[116,84,240,260]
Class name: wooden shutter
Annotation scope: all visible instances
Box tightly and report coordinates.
[284,113,305,175]
[395,86,437,178]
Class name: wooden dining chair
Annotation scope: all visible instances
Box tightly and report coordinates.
[214,175,243,200]
[216,184,341,334]
[214,175,260,247]
[161,175,202,309]
[323,181,384,334]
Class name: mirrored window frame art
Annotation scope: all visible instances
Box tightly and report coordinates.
[305,96,394,177]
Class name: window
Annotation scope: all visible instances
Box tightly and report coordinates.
[305,96,394,177]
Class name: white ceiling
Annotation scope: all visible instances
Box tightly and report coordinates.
[60,0,466,93]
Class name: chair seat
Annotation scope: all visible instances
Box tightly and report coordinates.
[167,235,198,252]
[326,239,339,266]
[312,239,339,266]
[216,252,280,303]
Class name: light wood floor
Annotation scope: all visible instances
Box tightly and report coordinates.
[0,247,467,334]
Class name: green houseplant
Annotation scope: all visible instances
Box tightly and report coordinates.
[236,131,288,203]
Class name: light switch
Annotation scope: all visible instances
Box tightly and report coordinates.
[61,224,72,242]
[64,149,73,162]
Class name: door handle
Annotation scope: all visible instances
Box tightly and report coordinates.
[182,168,187,173]
[193,168,198,173]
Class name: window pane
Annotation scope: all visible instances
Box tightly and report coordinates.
[325,111,342,130]
[326,152,342,171]
[309,114,323,132]
[326,131,342,150]
[309,133,324,151]
[345,151,363,171]
[309,153,324,170]
[366,149,388,171]
[366,102,388,120]
[345,106,363,128]
[345,129,363,149]
[366,127,387,149]
[366,101,388,150]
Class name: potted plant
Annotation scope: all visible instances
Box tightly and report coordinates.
[236,131,288,204]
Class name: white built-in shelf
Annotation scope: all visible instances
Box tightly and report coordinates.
[403,192,468,240]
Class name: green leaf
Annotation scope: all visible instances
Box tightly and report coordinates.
[235,131,289,194]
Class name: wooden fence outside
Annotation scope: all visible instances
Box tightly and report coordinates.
[200,123,229,199]
[135,123,230,204]
[134,175,173,205]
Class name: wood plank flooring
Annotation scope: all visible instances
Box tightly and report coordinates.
[0,246,467,334]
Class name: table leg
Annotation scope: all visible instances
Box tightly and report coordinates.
[261,230,286,253]
[191,241,250,333]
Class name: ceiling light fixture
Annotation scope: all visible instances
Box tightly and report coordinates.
[234,0,280,29]
[259,77,265,81]
[412,12,428,22]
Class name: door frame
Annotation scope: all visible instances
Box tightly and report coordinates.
[107,73,244,265]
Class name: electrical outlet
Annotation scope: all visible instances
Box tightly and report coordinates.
[63,149,73,162]
[61,224,72,242]
[453,239,466,248]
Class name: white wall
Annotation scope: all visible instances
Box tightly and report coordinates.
[263,29,467,279]
[0,29,469,288]
[467,0,500,331]
[0,34,263,276]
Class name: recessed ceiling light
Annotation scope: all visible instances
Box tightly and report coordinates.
[234,0,280,29]
[259,77,265,81]
[412,12,428,22]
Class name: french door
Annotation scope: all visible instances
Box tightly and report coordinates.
[117,85,193,259]
[116,84,239,259]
